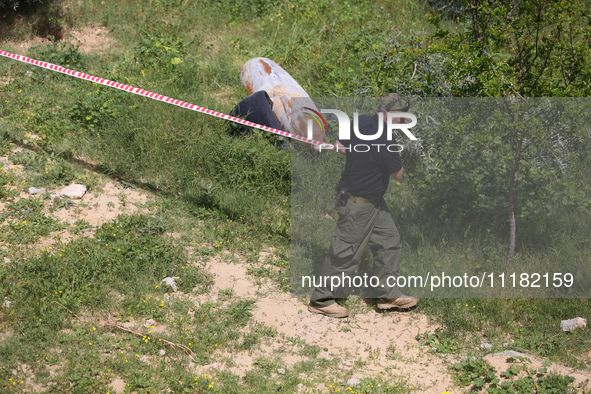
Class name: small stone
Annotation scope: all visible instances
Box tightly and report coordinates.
[159,349,166,356]
[144,319,155,328]
[277,368,285,375]
[347,378,360,386]
[344,360,352,367]
[28,187,44,195]
[490,350,527,358]
[139,355,148,363]
[58,183,87,199]
[160,277,179,292]
[297,383,304,390]
[561,317,587,332]
[211,362,220,369]
[480,342,494,350]
[2,298,11,308]
[26,71,33,77]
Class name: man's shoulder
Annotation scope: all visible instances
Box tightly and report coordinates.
[357,113,378,123]
[350,113,380,133]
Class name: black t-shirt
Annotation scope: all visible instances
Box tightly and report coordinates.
[335,114,402,199]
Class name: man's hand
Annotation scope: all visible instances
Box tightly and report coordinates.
[391,167,404,180]
[334,140,347,156]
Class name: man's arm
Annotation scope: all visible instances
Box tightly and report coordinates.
[334,140,347,156]
[391,167,404,180]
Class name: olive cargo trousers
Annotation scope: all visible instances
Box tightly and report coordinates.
[310,197,403,307]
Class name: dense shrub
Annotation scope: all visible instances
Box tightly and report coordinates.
[0,0,43,11]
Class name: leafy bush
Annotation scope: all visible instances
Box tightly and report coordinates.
[0,0,43,11]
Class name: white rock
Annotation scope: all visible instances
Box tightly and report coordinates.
[28,187,44,195]
[480,342,494,350]
[347,378,360,386]
[2,298,11,308]
[277,368,285,375]
[144,319,155,328]
[211,362,220,369]
[58,184,87,199]
[490,350,527,358]
[139,355,148,363]
[561,317,587,332]
[160,277,179,292]
[159,349,166,356]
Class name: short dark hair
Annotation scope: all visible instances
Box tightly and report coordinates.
[377,93,410,112]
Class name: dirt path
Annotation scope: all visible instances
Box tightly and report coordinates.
[203,261,458,393]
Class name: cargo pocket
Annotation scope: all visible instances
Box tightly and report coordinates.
[336,203,375,244]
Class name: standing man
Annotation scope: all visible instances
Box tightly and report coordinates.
[308,94,418,318]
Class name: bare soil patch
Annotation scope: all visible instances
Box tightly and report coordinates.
[3,25,115,56]
[64,25,114,54]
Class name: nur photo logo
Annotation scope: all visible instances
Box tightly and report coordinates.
[302,107,418,153]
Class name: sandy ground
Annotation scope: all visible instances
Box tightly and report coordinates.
[64,25,115,54]
[2,25,116,55]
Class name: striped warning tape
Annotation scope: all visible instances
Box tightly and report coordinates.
[0,50,334,150]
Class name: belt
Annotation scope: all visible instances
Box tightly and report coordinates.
[348,195,372,204]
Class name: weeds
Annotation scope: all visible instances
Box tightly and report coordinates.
[452,356,578,392]
[415,328,461,354]
[0,197,61,243]
[0,167,17,199]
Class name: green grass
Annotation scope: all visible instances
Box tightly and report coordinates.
[0,196,63,244]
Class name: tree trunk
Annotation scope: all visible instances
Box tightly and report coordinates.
[506,139,523,271]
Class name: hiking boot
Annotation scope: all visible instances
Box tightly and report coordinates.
[308,302,349,318]
[376,295,418,310]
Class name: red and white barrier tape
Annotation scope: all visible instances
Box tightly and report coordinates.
[0,50,334,150]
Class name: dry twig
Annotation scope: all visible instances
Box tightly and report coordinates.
[106,324,197,362]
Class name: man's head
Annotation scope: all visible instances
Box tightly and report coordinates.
[377,93,410,123]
